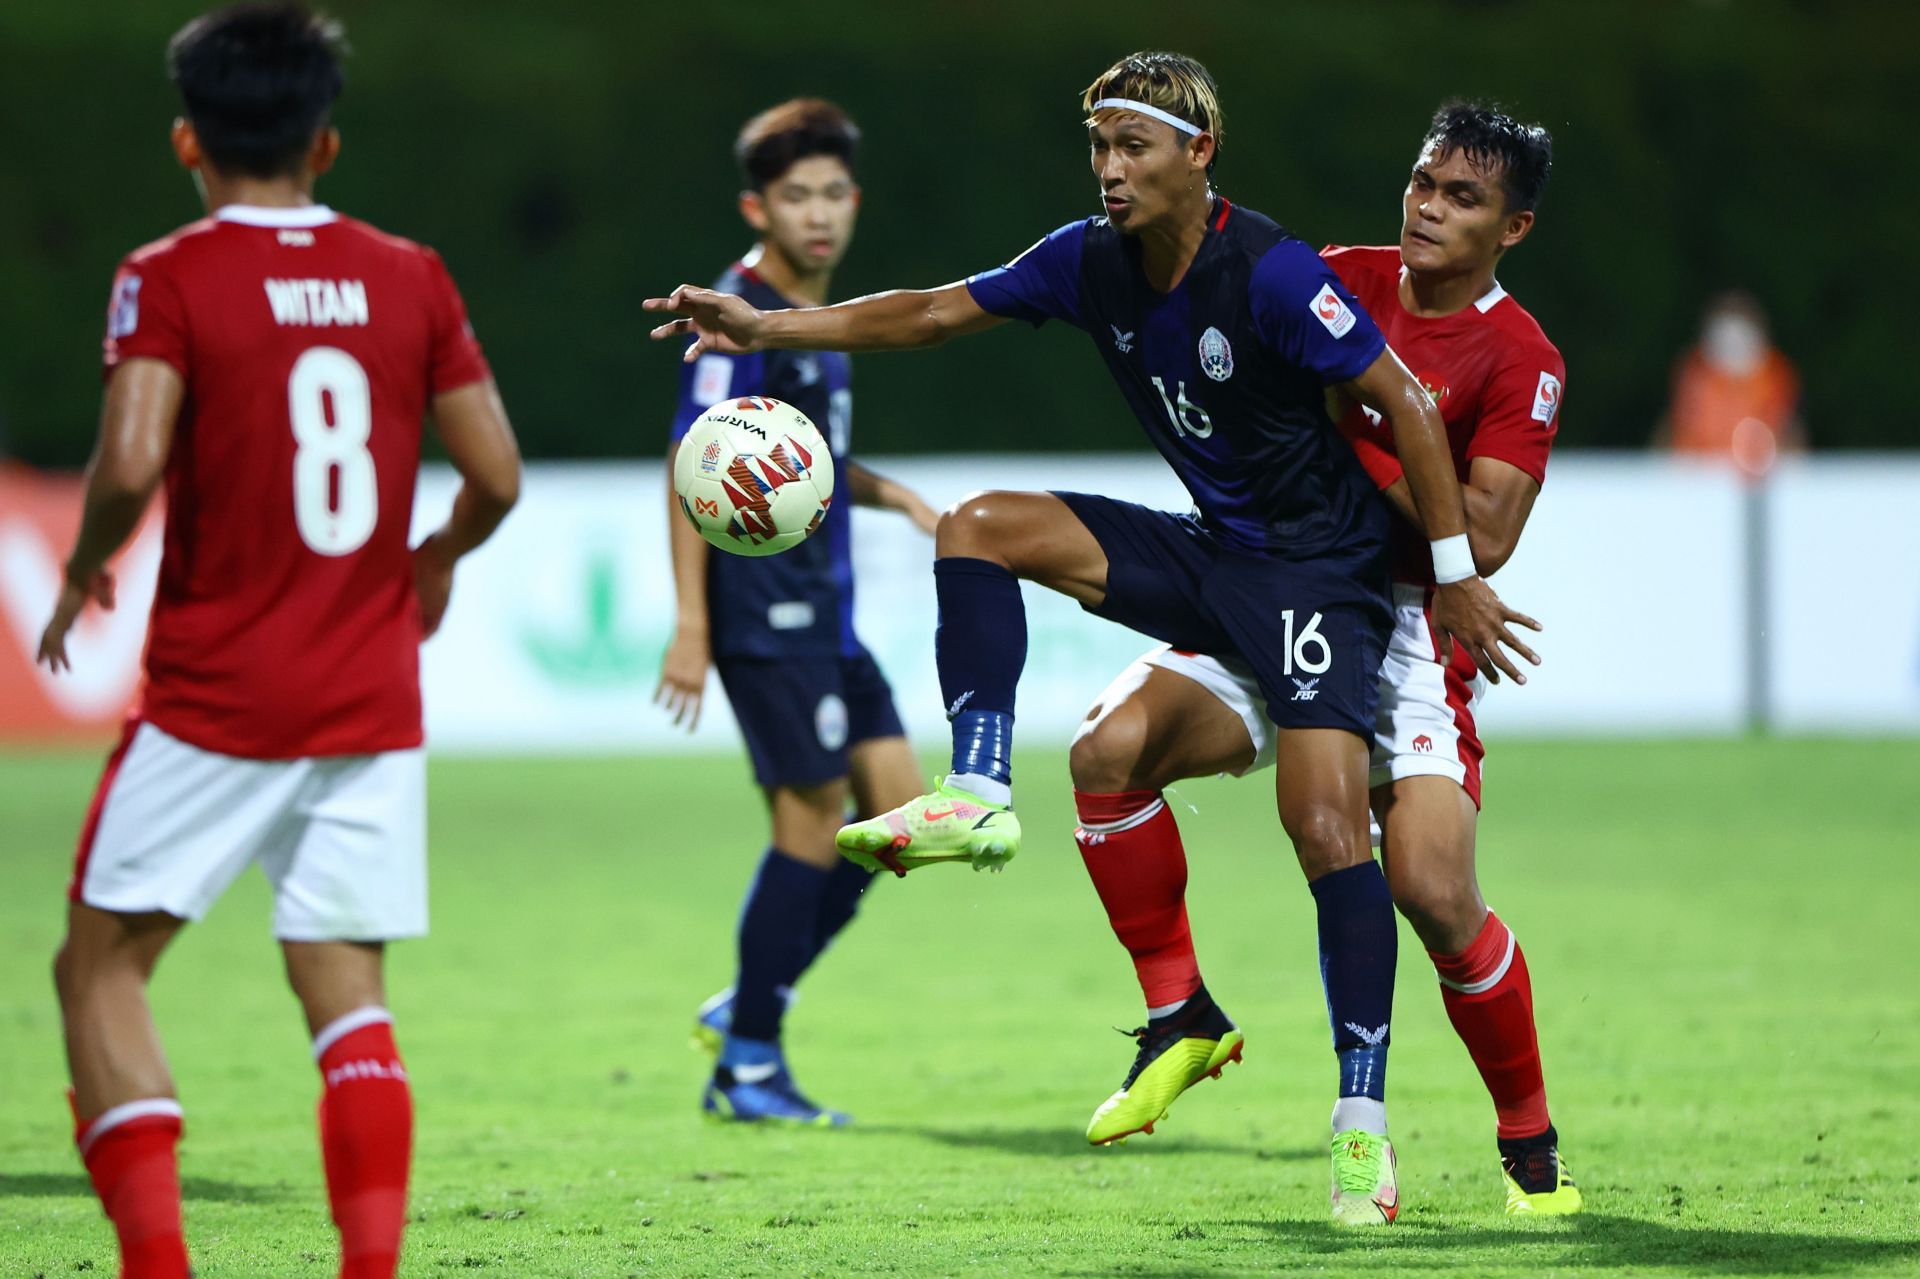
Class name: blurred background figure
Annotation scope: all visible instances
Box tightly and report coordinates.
[1654,290,1803,478]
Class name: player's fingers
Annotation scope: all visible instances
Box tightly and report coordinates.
[683,337,709,364]
[1503,608,1543,633]
[1483,639,1526,686]
[648,318,691,341]
[687,692,702,732]
[1498,626,1542,667]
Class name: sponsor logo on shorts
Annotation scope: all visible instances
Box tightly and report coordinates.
[1310,283,1358,339]
[1412,734,1434,752]
[1290,677,1320,702]
[1110,325,1135,354]
[815,693,849,751]
[1198,326,1234,381]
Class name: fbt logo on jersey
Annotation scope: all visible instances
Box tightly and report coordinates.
[1309,283,1357,339]
[1531,371,1562,424]
[263,278,369,327]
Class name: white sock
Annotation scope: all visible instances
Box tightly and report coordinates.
[944,772,1011,807]
[1331,1096,1388,1136]
[1146,998,1188,1020]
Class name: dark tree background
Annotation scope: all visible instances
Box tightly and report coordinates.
[1,0,1904,465]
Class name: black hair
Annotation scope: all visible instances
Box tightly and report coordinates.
[167,3,346,179]
[734,99,859,191]
[1422,101,1553,212]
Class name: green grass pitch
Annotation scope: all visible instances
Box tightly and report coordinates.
[2,738,1917,1277]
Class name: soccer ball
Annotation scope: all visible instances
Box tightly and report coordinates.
[672,396,835,557]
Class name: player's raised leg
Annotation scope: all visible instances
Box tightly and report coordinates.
[285,940,412,1279]
[704,776,856,1126]
[54,904,192,1279]
[1375,776,1579,1216]
[837,491,1107,875]
[1070,660,1254,1144]
[1274,727,1401,1226]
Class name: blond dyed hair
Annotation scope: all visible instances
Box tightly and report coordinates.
[1081,51,1225,154]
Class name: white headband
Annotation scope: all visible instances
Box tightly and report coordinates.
[1091,98,1204,137]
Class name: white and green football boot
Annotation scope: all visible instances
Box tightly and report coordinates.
[1329,1128,1399,1226]
[1086,990,1244,1145]
[835,783,1020,877]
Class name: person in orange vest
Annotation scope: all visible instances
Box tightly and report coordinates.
[1655,290,1804,477]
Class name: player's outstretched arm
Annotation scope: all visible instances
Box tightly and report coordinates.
[844,460,939,535]
[1342,349,1541,684]
[656,438,712,730]
[37,358,182,673]
[644,281,1002,362]
[416,378,522,638]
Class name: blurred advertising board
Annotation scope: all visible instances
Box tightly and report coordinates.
[4,456,1916,751]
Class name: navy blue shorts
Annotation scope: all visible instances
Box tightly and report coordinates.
[714,647,907,788]
[1055,491,1392,741]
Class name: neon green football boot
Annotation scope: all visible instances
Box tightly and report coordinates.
[1086,991,1244,1145]
[835,783,1020,876]
[1329,1128,1400,1226]
[1500,1126,1584,1216]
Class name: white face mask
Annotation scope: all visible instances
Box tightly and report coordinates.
[1702,313,1766,375]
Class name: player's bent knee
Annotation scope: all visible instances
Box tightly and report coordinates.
[1390,864,1485,949]
[1069,701,1151,793]
[1286,806,1367,878]
[935,490,1002,556]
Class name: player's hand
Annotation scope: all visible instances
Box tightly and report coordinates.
[35,569,116,674]
[643,286,769,362]
[655,624,710,730]
[413,534,458,640]
[1430,576,1542,686]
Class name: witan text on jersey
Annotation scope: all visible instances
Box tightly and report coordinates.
[263,278,369,327]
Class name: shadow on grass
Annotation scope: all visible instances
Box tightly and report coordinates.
[854,1123,1316,1162]
[0,1172,296,1204]
[1231,1213,1920,1275]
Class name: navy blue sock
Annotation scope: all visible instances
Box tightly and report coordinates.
[934,557,1026,785]
[811,857,874,958]
[1309,860,1398,1101]
[731,847,832,1042]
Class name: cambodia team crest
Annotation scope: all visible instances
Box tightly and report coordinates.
[1198,326,1233,382]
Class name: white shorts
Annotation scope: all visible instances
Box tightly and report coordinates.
[70,721,428,941]
[1141,583,1488,804]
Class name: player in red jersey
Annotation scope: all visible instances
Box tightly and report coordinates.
[35,7,520,1276]
[1067,102,1581,1218]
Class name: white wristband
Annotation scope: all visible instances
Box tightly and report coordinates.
[1430,534,1475,584]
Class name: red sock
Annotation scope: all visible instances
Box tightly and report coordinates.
[315,1009,413,1279]
[73,1097,190,1279]
[1073,790,1201,1008]
[1430,911,1551,1139]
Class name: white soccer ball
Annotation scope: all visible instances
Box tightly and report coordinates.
[672,396,836,557]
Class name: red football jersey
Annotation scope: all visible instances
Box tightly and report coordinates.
[1323,245,1564,585]
[101,204,490,759]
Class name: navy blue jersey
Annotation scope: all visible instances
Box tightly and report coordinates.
[671,262,856,659]
[966,199,1391,571]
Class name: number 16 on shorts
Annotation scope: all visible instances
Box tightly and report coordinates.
[1282,610,1330,699]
